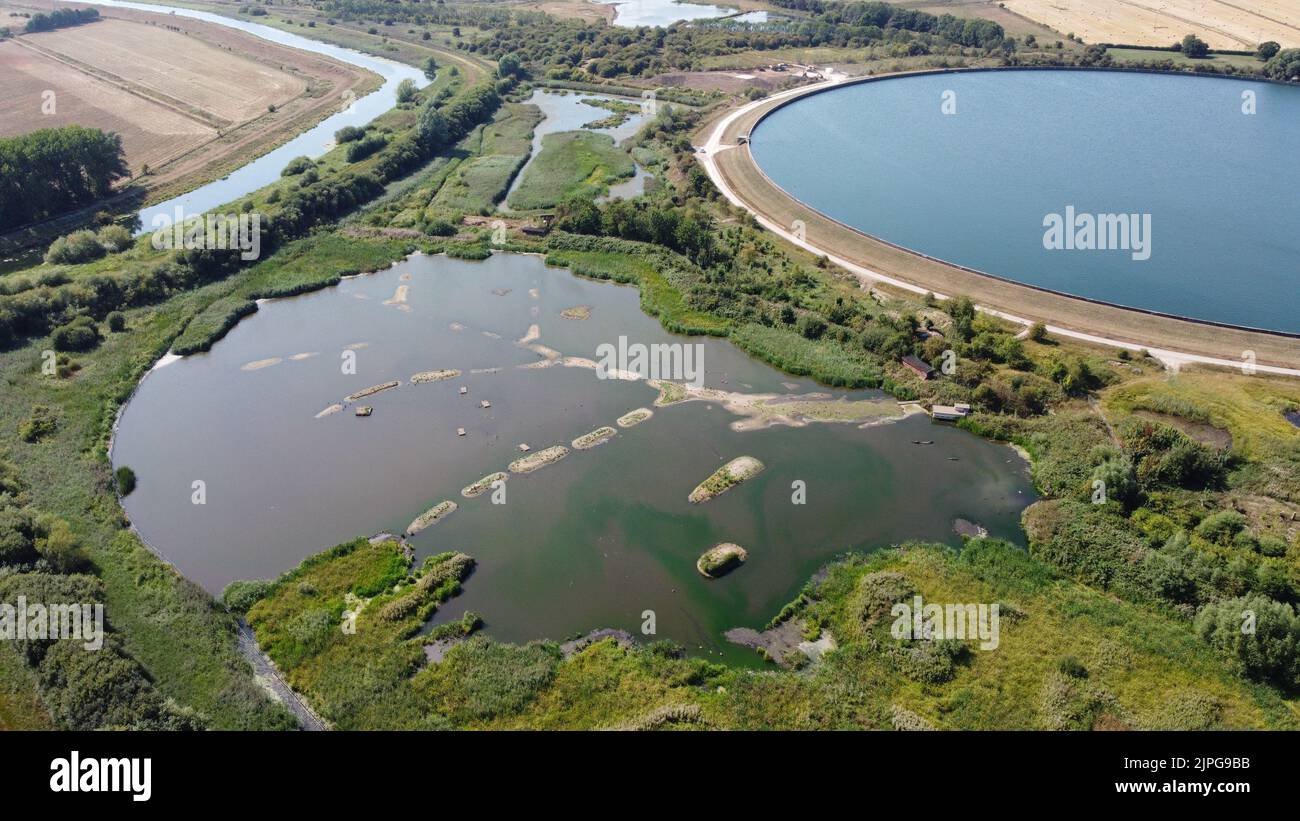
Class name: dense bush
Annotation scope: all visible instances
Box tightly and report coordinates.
[1264,48,1300,80]
[281,156,315,176]
[50,316,100,352]
[23,6,98,32]
[0,126,127,226]
[345,135,388,162]
[334,125,365,144]
[1195,595,1300,687]
[18,405,58,443]
[45,230,106,265]
[114,466,136,497]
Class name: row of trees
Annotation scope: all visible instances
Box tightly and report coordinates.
[767,0,1006,48]
[23,6,99,33]
[0,81,504,350]
[0,126,129,228]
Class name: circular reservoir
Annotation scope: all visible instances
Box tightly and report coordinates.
[749,70,1300,333]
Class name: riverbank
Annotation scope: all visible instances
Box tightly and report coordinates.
[699,67,1300,372]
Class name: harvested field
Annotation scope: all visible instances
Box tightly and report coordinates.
[0,37,211,175]
[0,0,377,201]
[18,18,305,125]
[1001,0,1300,49]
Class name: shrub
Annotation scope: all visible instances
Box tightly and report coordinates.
[859,571,916,624]
[1058,656,1088,678]
[44,230,105,265]
[50,315,101,352]
[96,224,133,253]
[395,78,419,104]
[1195,595,1300,686]
[334,125,365,144]
[114,465,136,496]
[18,405,58,443]
[106,311,126,332]
[0,507,39,566]
[34,517,86,573]
[222,579,274,613]
[1194,510,1247,545]
[281,155,314,176]
[345,135,387,162]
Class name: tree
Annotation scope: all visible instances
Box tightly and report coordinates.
[1256,41,1280,61]
[34,516,87,573]
[1195,595,1300,686]
[50,316,101,353]
[0,126,128,226]
[395,78,419,105]
[114,466,137,496]
[1263,48,1300,80]
[422,55,438,79]
[416,106,450,149]
[497,53,523,79]
[1180,33,1210,58]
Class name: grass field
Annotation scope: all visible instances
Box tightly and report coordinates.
[429,103,542,214]
[507,131,634,211]
[1002,0,1300,49]
[1104,46,1264,69]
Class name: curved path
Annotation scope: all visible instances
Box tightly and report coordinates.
[698,72,1300,377]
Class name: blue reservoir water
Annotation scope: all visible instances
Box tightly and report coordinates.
[750,70,1300,332]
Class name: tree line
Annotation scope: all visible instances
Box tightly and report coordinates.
[0,83,502,351]
[0,126,129,228]
[23,7,100,34]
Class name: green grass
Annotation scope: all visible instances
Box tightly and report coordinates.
[236,535,1292,729]
[245,539,475,729]
[729,322,884,388]
[0,641,52,730]
[508,131,634,211]
[543,246,731,336]
[427,104,542,214]
[1106,47,1261,70]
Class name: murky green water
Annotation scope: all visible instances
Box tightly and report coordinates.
[113,253,1034,658]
